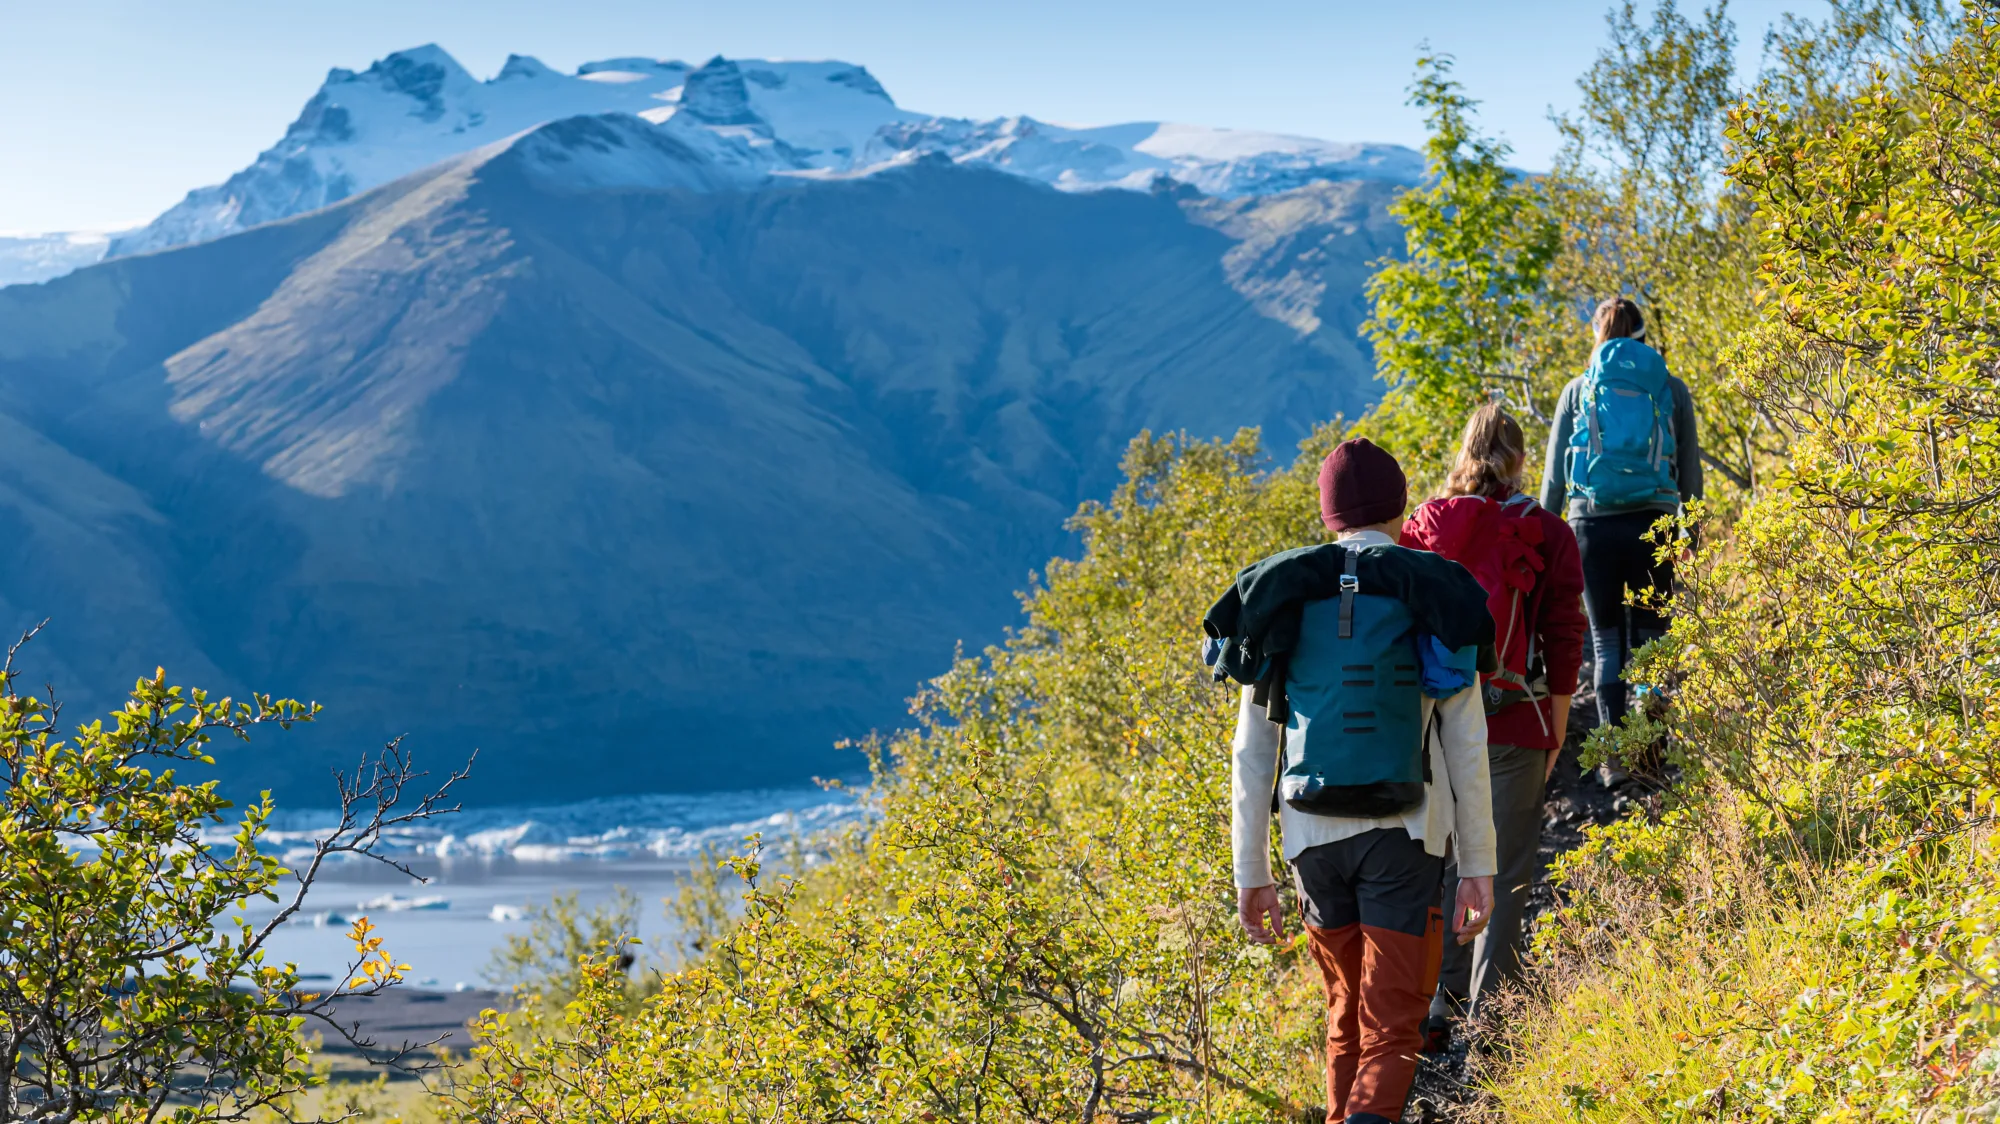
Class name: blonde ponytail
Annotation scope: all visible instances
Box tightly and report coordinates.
[1440,401,1526,500]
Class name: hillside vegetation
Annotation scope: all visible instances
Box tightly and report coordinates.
[8,2,1998,1122]
[1492,7,2000,1118]
[426,4,2000,1122]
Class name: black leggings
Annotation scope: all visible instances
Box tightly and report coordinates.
[1573,510,1675,728]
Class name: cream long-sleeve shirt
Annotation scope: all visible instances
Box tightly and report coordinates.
[1228,531,1499,888]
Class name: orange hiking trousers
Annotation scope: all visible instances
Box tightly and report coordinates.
[1292,828,1445,1123]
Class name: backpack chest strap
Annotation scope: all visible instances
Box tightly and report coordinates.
[1338,546,1360,639]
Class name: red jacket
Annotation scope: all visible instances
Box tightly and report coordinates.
[1402,493,1585,751]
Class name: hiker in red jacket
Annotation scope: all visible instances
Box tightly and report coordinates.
[1402,402,1585,1043]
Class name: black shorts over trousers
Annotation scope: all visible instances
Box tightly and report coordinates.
[1291,827,1445,1124]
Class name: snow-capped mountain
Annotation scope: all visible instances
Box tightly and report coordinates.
[49,44,1417,270]
[0,37,1423,803]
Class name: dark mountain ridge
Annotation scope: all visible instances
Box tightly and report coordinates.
[0,128,1398,803]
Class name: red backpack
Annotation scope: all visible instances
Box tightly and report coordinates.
[1404,493,1548,714]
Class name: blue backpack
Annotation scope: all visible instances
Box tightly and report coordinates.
[1565,338,1679,509]
[1278,547,1479,818]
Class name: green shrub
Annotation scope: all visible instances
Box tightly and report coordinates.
[0,635,462,1122]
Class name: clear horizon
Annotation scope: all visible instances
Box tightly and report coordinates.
[1,0,1821,233]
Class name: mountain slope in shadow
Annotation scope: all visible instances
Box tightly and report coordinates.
[0,130,1398,803]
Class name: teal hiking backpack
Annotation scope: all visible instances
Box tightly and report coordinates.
[1278,547,1475,818]
[1565,337,1679,509]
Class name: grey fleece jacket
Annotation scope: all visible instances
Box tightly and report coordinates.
[1538,372,1703,519]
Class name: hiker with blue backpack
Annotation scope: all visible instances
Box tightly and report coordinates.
[1206,438,1499,1124]
[1539,298,1702,783]
[1403,402,1586,1047]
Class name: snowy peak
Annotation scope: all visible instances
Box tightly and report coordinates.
[496,54,559,82]
[679,57,759,125]
[357,44,476,119]
[299,44,479,133]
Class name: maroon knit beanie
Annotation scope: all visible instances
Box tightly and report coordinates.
[1317,438,1408,532]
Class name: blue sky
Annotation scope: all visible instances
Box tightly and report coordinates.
[1,0,1821,233]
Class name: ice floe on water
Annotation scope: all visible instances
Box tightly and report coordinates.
[236,790,866,983]
[310,896,445,926]
[234,786,865,866]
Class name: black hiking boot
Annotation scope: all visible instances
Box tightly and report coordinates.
[1421,1011,1453,1055]
[1423,986,1466,1055]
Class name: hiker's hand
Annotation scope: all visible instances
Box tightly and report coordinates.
[1238,884,1285,945]
[1454,876,1494,946]
[1544,748,1560,782]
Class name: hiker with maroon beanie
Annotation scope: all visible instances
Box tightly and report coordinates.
[1205,438,1498,1124]
[1403,402,1586,1045]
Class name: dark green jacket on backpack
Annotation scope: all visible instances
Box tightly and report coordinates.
[1202,540,1497,722]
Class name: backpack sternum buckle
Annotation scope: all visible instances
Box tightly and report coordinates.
[1337,546,1361,639]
